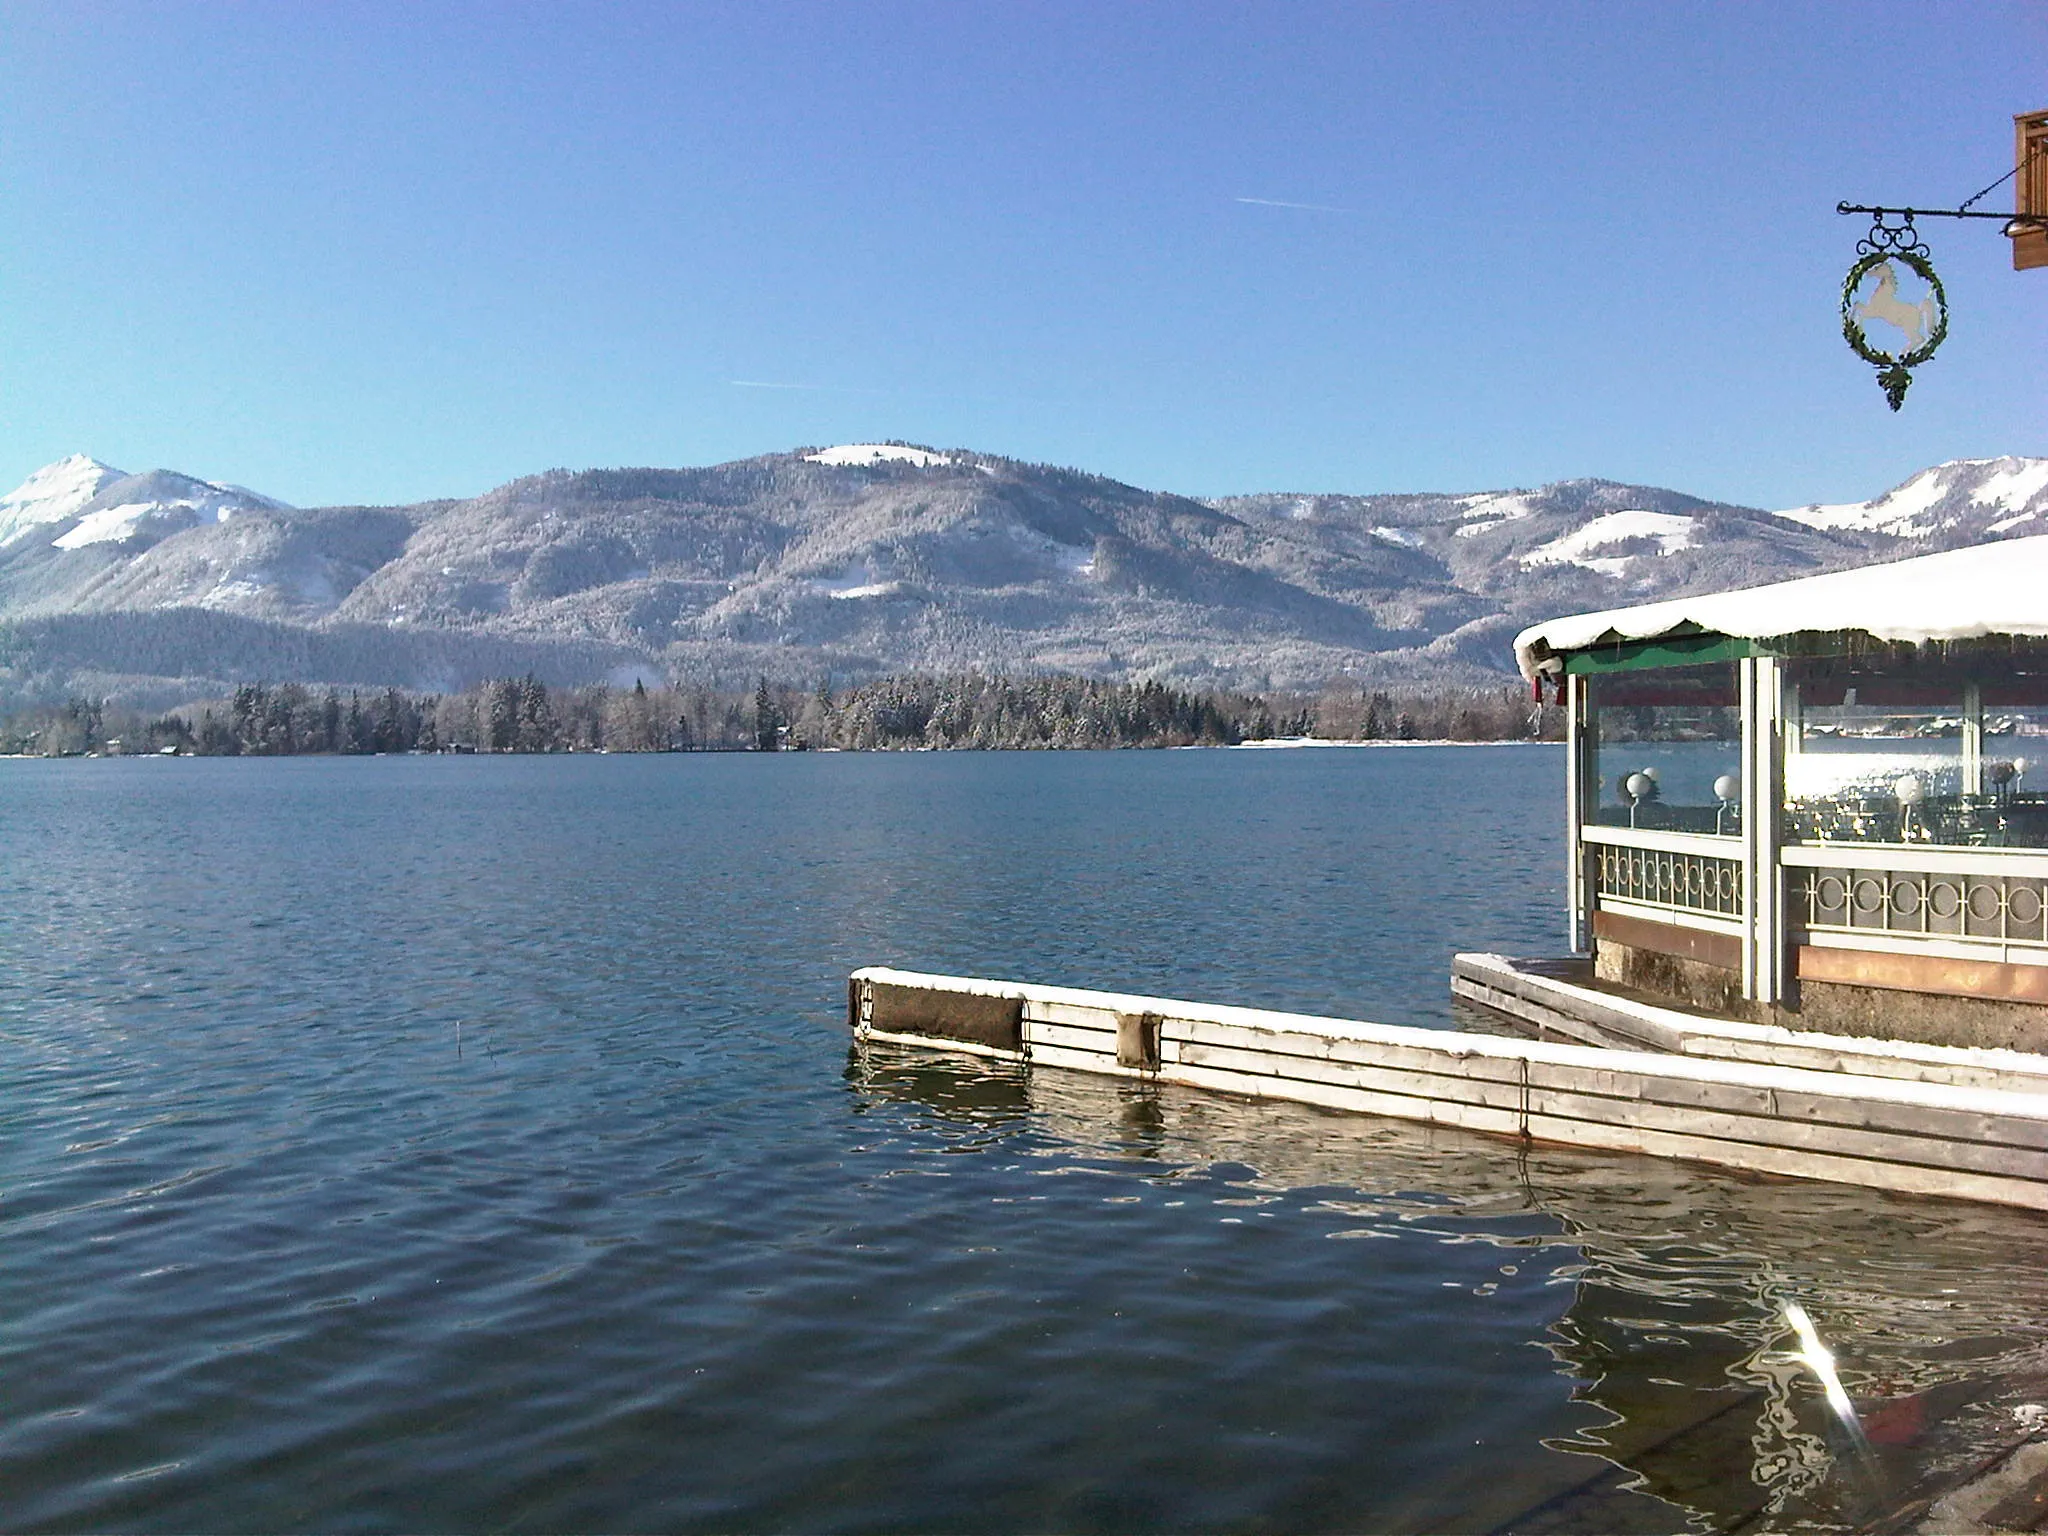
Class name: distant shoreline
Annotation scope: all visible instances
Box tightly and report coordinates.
[3,736,1560,761]
[1217,736,1555,750]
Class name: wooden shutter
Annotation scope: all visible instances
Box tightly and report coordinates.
[2015,110,2048,271]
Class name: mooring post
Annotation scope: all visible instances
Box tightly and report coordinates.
[1116,1011,1162,1071]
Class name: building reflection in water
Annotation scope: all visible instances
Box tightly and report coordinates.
[849,1042,2048,1533]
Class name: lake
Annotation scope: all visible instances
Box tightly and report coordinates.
[6,748,2048,1532]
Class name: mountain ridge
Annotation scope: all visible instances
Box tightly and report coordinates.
[1,444,2041,704]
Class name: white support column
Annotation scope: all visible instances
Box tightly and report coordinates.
[1565,672,1592,955]
[1764,659,1789,1003]
[1963,680,1984,795]
[1781,674,1804,793]
[1739,656,1787,1004]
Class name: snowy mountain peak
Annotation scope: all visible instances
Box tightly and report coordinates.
[803,443,952,468]
[1776,456,2048,540]
[0,455,125,546]
[50,470,290,551]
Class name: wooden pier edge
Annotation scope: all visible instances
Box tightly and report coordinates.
[1451,951,2048,1093]
[849,965,2048,1211]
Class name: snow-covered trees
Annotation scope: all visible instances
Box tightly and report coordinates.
[0,675,1559,755]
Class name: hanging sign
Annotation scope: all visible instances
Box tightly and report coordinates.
[1841,217,1948,410]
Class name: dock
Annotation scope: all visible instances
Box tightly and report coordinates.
[850,964,2048,1210]
[1452,951,2048,1092]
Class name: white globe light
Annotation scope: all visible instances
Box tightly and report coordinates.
[1713,774,1739,802]
[2016,757,2030,776]
[1642,767,1660,782]
[1894,773,1927,807]
[1625,772,1653,801]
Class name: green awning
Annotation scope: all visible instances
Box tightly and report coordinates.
[1559,628,1768,675]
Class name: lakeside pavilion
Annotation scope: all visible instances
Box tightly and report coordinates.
[1514,532,2048,1051]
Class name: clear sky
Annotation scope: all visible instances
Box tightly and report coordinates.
[2,1,2042,511]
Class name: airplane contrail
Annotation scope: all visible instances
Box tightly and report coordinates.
[1234,196,1356,214]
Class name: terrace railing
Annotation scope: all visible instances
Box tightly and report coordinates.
[1785,842,2048,960]
[1582,826,1745,928]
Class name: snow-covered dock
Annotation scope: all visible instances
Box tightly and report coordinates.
[1451,950,2048,1092]
[849,965,2048,1210]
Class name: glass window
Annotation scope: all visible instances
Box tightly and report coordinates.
[1984,705,2048,848]
[1786,679,2048,848]
[1589,665,1742,834]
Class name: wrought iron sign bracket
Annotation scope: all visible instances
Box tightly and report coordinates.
[1833,126,2047,409]
[1837,202,2048,234]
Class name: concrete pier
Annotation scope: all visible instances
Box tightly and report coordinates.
[850,965,2048,1210]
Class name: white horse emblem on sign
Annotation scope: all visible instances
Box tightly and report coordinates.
[1851,260,1939,352]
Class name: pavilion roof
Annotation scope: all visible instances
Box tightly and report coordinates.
[1513,532,2048,680]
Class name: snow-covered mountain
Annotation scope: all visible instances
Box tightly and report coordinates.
[1775,456,2048,542]
[0,459,289,554]
[802,443,953,468]
[0,455,124,546]
[0,446,2041,701]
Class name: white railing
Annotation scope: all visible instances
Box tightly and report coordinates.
[1582,825,1745,923]
[1788,848,2048,953]
[1582,825,1739,856]
[1782,842,2048,880]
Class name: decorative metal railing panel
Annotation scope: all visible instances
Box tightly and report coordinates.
[1800,866,2048,949]
[1594,844,1744,918]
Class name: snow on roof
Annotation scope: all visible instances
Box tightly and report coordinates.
[803,444,952,468]
[1513,532,2048,679]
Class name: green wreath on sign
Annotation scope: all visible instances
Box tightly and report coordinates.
[1841,249,1949,411]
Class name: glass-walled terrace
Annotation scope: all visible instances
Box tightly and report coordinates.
[1785,658,2048,850]
[1584,651,2048,850]
[1589,663,1743,835]
[1564,632,2048,1006]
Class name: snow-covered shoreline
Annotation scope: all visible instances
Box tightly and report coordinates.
[1219,736,1555,750]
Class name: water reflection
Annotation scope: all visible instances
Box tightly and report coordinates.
[852,1043,2048,1533]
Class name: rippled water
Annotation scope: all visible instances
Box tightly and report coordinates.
[6,749,2048,1532]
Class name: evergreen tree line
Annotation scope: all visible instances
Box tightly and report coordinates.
[0,675,1562,757]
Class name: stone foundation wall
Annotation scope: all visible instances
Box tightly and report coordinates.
[1792,977,2048,1053]
[1594,938,2048,1053]
[1594,941,1761,1022]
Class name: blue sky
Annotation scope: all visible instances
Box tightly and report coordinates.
[2,1,2042,510]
